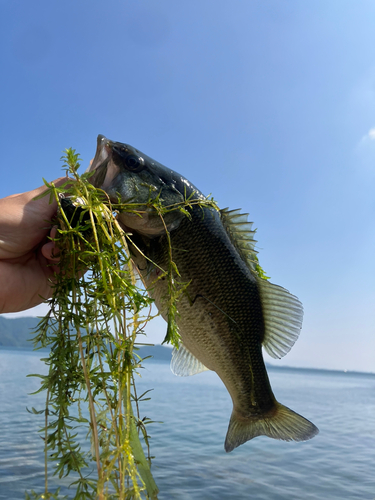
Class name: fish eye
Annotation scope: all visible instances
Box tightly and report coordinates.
[112,145,145,172]
[125,154,145,172]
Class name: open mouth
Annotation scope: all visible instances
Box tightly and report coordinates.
[87,135,113,188]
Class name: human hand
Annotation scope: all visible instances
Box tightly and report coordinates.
[0,178,68,313]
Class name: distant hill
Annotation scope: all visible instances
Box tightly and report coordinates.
[135,344,172,362]
[0,315,172,361]
[0,316,40,348]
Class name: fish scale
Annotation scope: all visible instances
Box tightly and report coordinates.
[87,134,319,452]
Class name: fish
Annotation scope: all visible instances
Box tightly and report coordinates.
[87,134,319,452]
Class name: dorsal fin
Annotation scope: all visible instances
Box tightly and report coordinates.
[258,279,304,359]
[171,344,210,376]
[220,208,259,273]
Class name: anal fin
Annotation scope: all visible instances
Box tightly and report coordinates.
[171,344,210,376]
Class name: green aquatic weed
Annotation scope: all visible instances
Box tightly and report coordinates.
[28,149,158,499]
[27,148,219,500]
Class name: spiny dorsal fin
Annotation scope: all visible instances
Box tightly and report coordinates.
[171,344,210,376]
[220,208,258,273]
[258,279,304,359]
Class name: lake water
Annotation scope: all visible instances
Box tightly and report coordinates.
[0,348,374,499]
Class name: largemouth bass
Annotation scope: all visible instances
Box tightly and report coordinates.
[87,135,319,452]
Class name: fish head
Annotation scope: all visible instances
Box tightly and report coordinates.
[87,135,204,236]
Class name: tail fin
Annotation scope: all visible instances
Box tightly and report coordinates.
[224,402,318,453]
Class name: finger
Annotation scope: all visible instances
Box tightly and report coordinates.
[50,226,58,239]
[28,177,73,220]
[0,177,73,237]
[41,241,60,262]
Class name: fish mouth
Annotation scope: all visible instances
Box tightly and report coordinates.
[88,135,116,190]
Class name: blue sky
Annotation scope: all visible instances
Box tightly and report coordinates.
[1,0,374,372]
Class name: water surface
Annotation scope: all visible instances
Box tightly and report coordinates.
[0,348,374,499]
